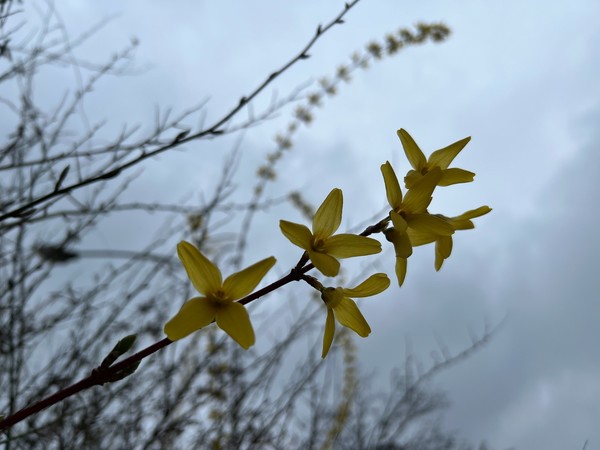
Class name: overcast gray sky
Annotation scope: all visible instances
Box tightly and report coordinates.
[9,0,600,448]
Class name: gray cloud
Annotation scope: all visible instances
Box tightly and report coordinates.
[6,0,600,448]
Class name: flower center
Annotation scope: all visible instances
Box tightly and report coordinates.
[321,287,344,309]
[392,209,408,219]
[312,237,326,251]
[209,289,230,304]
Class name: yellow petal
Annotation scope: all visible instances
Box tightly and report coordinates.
[435,235,453,271]
[163,297,216,341]
[395,257,407,287]
[436,235,453,259]
[404,170,422,190]
[280,220,313,249]
[215,302,255,349]
[177,241,222,295]
[333,297,371,337]
[223,256,276,300]
[390,211,407,232]
[321,234,381,258]
[449,219,474,230]
[321,308,335,358]
[342,273,390,298]
[439,168,475,186]
[406,213,454,236]
[312,188,342,240]
[308,249,340,277]
[381,161,403,211]
[401,168,442,213]
[385,228,413,258]
[434,252,444,271]
[456,205,492,220]
[406,227,438,246]
[448,206,491,230]
[427,136,471,169]
[397,129,427,171]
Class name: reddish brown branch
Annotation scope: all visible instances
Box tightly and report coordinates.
[0,338,171,430]
[0,262,316,431]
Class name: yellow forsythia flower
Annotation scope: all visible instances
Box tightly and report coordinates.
[321,273,390,358]
[397,128,475,189]
[381,161,454,286]
[280,188,381,277]
[164,241,276,349]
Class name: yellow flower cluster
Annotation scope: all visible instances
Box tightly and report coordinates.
[163,128,489,358]
[382,129,491,286]
[279,188,390,357]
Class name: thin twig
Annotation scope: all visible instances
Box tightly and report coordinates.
[0,0,362,225]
